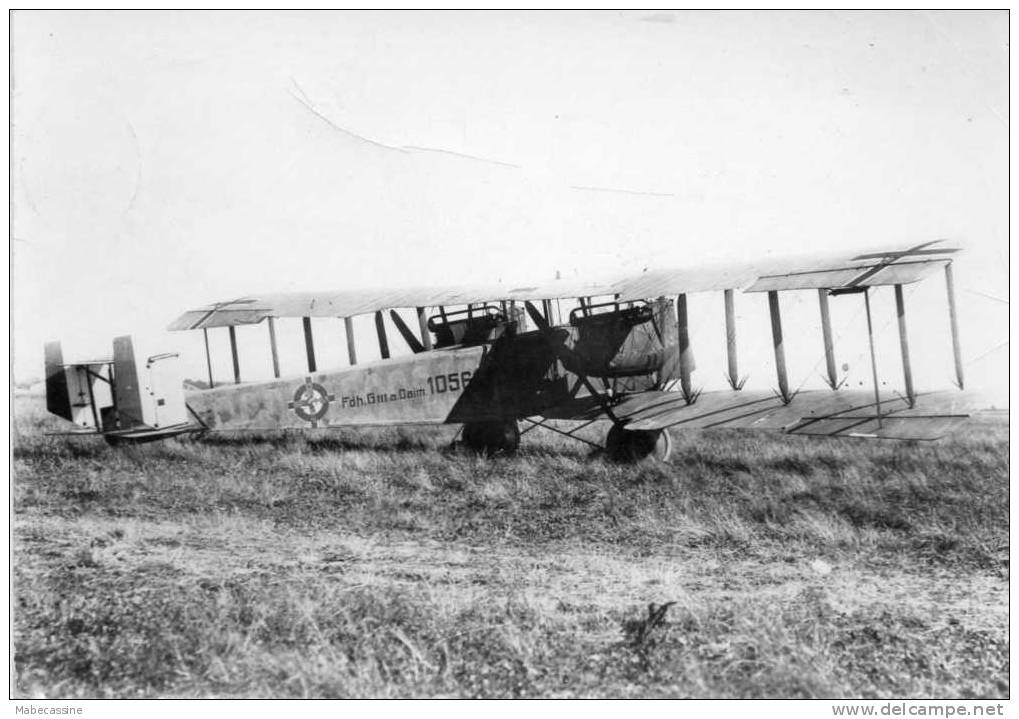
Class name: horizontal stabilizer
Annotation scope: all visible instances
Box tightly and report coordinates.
[58,357,113,367]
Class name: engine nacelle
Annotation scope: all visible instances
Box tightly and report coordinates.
[562,298,681,379]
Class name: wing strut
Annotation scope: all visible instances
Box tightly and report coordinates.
[228,326,241,384]
[375,311,391,360]
[344,317,358,365]
[817,289,839,389]
[677,293,696,403]
[303,317,317,373]
[767,291,791,403]
[524,300,550,331]
[863,289,883,429]
[723,289,743,391]
[894,284,915,406]
[202,329,214,389]
[268,317,281,378]
[944,263,964,389]
[389,310,425,354]
[416,307,433,351]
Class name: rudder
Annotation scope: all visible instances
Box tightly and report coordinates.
[44,341,72,421]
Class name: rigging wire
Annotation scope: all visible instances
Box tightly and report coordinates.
[965,288,1009,305]
[964,340,1009,366]
[788,282,924,396]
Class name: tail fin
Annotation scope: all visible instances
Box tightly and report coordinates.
[113,336,188,430]
[43,335,189,434]
[112,336,145,428]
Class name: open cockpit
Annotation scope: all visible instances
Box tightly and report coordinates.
[428,304,519,349]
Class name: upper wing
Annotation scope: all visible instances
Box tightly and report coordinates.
[611,240,960,301]
[166,279,616,331]
[168,241,960,331]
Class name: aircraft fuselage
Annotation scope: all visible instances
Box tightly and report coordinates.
[185,298,680,432]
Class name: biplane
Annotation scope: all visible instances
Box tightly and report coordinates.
[44,241,978,461]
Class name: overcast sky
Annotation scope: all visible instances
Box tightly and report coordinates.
[11,11,1008,404]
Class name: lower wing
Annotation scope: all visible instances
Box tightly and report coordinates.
[543,389,979,441]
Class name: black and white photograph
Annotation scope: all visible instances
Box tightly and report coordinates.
[10,9,1009,707]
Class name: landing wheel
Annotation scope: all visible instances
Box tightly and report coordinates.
[605,425,672,463]
[461,420,520,456]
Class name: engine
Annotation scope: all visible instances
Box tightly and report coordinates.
[561,298,681,379]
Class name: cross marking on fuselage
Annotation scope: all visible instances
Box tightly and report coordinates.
[287,377,335,429]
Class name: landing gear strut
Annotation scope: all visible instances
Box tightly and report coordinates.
[461,420,520,456]
[605,425,672,463]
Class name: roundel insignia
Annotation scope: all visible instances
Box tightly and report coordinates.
[288,378,335,428]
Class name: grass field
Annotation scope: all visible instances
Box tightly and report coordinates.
[11,395,1009,699]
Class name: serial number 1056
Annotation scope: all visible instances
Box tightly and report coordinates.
[426,370,473,394]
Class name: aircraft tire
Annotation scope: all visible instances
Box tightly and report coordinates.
[462,420,520,456]
[605,425,672,463]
